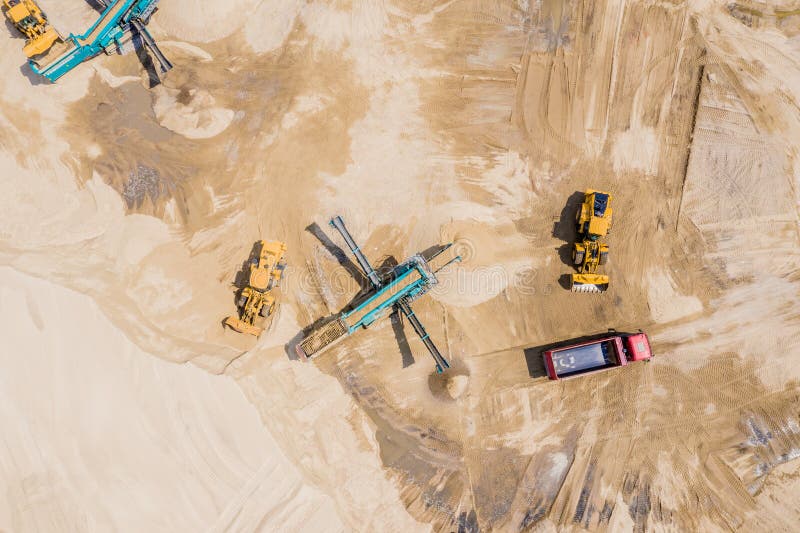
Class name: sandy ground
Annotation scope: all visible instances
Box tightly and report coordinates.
[0,267,344,532]
[1,0,800,531]
[35,0,97,37]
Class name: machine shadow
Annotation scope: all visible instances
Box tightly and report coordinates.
[391,312,416,368]
[420,243,452,262]
[232,242,261,292]
[18,63,46,86]
[557,273,573,291]
[305,222,366,288]
[552,190,583,268]
[134,35,162,88]
[86,0,108,12]
[377,256,415,367]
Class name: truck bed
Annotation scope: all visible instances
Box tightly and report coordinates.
[549,340,619,378]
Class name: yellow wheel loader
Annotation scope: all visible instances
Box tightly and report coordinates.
[2,0,61,58]
[571,239,609,293]
[570,189,612,293]
[224,240,287,337]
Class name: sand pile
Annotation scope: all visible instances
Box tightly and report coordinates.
[152,86,234,139]
[0,267,344,532]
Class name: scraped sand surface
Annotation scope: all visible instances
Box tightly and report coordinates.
[2,0,800,531]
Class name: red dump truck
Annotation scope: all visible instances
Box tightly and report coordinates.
[543,332,652,380]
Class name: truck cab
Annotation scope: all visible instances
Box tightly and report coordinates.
[623,332,652,361]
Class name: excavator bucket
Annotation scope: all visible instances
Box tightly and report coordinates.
[571,273,609,293]
[224,316,264,337]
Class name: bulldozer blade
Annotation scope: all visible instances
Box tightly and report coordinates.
[571,274,609,293]
[224,316,264,337]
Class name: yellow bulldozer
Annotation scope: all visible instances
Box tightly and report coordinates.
[571,189,612,293]
[224,240,287,337]
[2,0,61,57]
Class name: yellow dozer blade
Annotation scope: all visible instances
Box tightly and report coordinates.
[571,273,609,293]
[224,316,264,337]
[23,26,60,57]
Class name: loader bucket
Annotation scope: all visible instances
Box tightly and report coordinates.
[224,316,264,337]
[571,273,609,293]
[23,29,61,58]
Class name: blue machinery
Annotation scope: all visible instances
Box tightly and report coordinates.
[297,216,461,373]
[30,0,170,82]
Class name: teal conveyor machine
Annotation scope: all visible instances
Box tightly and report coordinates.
[30,0,171,82]
[296,216,462,373]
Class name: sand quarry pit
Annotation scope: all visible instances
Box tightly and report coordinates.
[2,0,800,531]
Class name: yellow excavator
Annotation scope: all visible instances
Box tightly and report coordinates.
[2,0,61,57]
[224,240,287,337]
[571,189,612,293]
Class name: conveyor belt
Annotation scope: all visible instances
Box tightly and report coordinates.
[79,0,128,44]
[343,268,421,327]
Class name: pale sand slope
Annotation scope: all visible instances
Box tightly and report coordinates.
[35,0,97,37]
[155,0,304,47]
[0,267,344,532]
